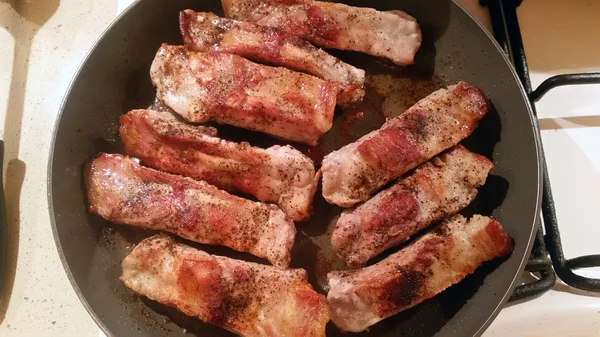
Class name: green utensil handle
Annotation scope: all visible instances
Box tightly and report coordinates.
[0,140,6,301]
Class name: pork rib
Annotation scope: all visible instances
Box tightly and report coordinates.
[327,214,512,332]
[222,0,422,65]
[321,81,489,207]
[121,235,330,337]
[180,10,365,105]
[150,44,338,145]
[86,153,295,268]
[120,109,319,222]
[333,146,494,267]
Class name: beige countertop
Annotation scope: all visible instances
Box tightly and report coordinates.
[0,1,506,336]
[0,1,124,335]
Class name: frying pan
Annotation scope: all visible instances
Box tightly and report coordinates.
[48,0,542,336]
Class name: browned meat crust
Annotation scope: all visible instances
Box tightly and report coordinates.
[86,153,295,268]
[322,81,489,207]
[120,109,318,221]
[332,145,494,267]
[180,10,365,104]
[150,44,338,145]
[222,0,422,65]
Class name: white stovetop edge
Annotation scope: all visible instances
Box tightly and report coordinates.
[117,0,133,14]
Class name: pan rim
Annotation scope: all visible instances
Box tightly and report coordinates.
[46,1,543,336]
[47,2,140,336]
[450,2,542,336]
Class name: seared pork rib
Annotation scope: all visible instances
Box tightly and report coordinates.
[222,0,422,65]
[327,214,512,332]
[121,235,330,337]
[86,153,295,268]
[321,81,489,207]
[150,44,337,145]
[120,109,319,222]
[333,146,494,267]
[180,10,365,105]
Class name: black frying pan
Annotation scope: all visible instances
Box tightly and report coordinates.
[48,0,542,336]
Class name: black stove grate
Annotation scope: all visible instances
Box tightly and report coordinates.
[480,0,600,300]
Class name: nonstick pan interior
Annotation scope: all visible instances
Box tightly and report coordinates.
[49,0,541,336]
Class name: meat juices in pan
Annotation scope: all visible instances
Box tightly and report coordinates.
[86,153,295,268]
[222,0,422,65]
[327,214,513,332]
[321,81,489,207]
[332,145,494,267]
[150,44,338,146]
[180,10,365,105]
[120,109,319,222]
[121,235,330,337]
